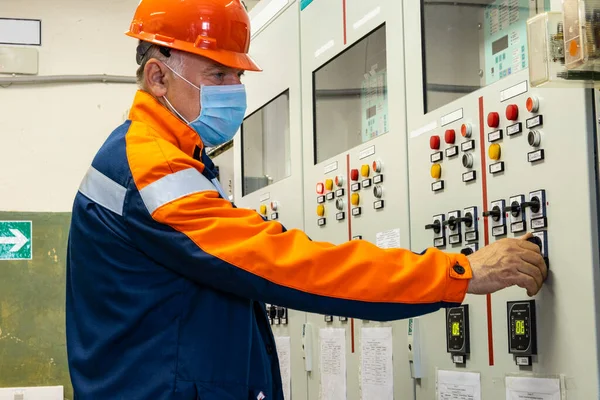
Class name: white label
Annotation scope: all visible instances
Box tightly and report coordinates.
[488,130,502,142]
[410,120,437,138]
[441,108,464,126]
[434,238,445,247]
[531,218,547,229]
[359,145,376,160]
[526,115,542,129]
[271,213,279,220]
[352,207,361,216]
[376,228,401,249]
[374,200,384,209]
[318,218,326,226]
[449,235,461,244]
[490,162,504,173]
[465,232,477,241]
[326,192,335,200]
[351,183,361,192]
[446,146,459,157]
[461,140,475,152]
[353,6,381,30]
[317,196,325,204]
[314,39,335,58]
[492,226,506,236]
[528,150,544,162]
[431,152,443,162]
[452,355,465,364]
[512,221,525,232]
[324,161,338,174]
[507,123,522,136]
[336,212,345,221]
[515,356,531,366]
[462,171,476,182]
[373,175,383,184]
[336,189,345,197]
[259,192,271,202]
[500,80,528,102]
[437,370,481,400]
[432,181,444,191]
[363,179,372,188]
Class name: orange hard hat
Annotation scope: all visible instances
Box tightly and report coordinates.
[125,0,261,71]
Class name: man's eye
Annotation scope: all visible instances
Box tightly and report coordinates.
[215,73,225,79]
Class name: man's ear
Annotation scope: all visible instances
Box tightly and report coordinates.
[144,59,169,97]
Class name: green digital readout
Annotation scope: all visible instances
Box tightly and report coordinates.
[515,320,525,335]
[452,322,460,336]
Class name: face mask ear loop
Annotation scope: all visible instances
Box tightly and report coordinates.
[163,95,191,125]
[163,63,201,91]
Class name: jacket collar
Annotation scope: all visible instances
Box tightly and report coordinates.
[128,90,204,157]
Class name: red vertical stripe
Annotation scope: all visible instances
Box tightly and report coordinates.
[478,96,494,366]
[346,153,355,353]
[342,0,347,45]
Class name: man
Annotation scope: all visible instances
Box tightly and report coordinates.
[66,0,547,398]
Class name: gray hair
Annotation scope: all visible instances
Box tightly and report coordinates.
[136,41,185,89]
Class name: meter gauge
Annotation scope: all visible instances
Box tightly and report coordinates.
[507,300,537,366]
[446,304,470,365]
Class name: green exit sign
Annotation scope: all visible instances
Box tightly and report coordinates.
[0,221,32,260]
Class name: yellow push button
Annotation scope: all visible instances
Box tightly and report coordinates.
[351,193,360,206]
[325,179,334,191]
[488,143,501,160]
[260,205,268,215]
[430,163,442,179]
[361,164,370,177]
[317,204,325,217]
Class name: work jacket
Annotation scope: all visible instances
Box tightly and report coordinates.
[66,90,472,399]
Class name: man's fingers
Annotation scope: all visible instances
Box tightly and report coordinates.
[518,250,548,280]
[516,238,542,253]
[513,274,539,297]
[516,260,544,290]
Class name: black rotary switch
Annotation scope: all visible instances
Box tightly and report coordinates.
[268,305,277,319]
[425,220,442,234]
[444,215,473,230]
[503,201,522,217]
[520,196,541,213]
[482,206,502,221]
[526,236,550,272]
[461,247,474,256]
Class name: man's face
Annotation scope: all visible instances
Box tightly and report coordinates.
[144,52,245,122]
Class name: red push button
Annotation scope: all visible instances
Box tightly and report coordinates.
[487,112,500,128]
[526,96,539,113]
[350,169,359,181]
[445,129,456,144]
[430,135,441,150]
[461,123,472,138]
[506,104,519,121]
[316,182,324,194]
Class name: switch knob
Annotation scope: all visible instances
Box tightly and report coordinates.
[270,201,279,211]
[430,135,441,150]
[488,143,501,160]
[335,175,344,187]
[462,153,474,168]
[527,236,542,249]
[463,212,474,228]
[503,201,522,217]
[506,104,519,121]
[361,164,370,178]
[372,160,382,173]
[520,197,541,213]
[425,220,442,234]
[461,247,474,256]
[487,112,500,128]
[527,130,541,147]
[445,129,456,144]
[373,185,383,199]
[335,198,345,211]
[482,206,502,221]
[325,179,334,191]
[431,163,442,179]
[461,123,472,138]
[526,96,539,113]
[317,204,325,217]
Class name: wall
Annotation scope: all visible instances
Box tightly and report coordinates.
[0,0,140,212]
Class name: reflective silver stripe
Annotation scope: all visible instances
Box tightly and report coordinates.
[139,168,216,215]
[78,166,127,216]
[211,178,229,200]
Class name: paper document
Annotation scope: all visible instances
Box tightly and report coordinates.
[505,376,561,400]
[361,327,393,400]
[275,336,291,400]
[319,328,347,400]
[437,370,481,400]
[376,228,401,249]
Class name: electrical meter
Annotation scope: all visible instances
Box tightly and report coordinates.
[507,300,537,366]
[446,305,470,364]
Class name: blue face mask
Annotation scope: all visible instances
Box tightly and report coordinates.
[163,65,247,147]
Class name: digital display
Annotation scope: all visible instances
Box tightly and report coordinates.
[492,35,509,55]
[452,322,460,336]
[515,320,525,335]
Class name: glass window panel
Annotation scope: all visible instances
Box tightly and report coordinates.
[241,90,291,196]
[422,0,540,113]
[313,24,388,164]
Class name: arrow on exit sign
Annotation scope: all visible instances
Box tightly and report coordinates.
[0,221,32,260]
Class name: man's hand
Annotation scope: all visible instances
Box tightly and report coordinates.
[466,233,548,296]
